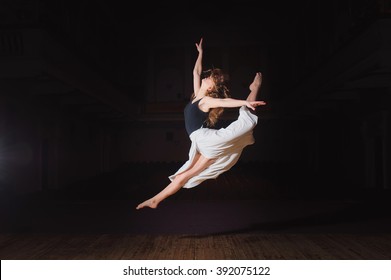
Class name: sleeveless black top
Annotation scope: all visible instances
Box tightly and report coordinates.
[184,98,208,136]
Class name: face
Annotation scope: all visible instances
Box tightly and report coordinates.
[201,76,215,90]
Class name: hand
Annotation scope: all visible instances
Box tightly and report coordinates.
[245,101,266,110]
[195,37,203,53]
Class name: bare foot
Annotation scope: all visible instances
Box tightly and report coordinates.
[136,198,158,210]
[249,72,262,92]
[247,72,263,102]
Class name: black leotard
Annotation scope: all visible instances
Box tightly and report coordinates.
[184,98,208,136]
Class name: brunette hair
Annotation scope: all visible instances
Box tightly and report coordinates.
[191,68,230,127]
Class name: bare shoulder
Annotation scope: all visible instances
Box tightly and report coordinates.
[199,96,224,111]
[199,96,215,106]
[198,96,213,112]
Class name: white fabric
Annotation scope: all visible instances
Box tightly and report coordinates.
[168,106,258,188]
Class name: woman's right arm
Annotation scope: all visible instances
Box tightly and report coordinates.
[193,38,203,97]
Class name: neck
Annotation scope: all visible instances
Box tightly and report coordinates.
[197,88,208,97]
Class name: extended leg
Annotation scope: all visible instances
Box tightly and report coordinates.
[136,154,215,209]
[213,73,263,142]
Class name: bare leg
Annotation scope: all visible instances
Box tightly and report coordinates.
[247,72,262,102]
[136,154,215,209]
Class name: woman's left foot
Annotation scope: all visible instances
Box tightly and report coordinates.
[136,198,158,209]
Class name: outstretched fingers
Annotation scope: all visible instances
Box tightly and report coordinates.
[247,101,266,109]
[195,37,203,51]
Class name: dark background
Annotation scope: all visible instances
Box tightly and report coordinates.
[1,0,391,235]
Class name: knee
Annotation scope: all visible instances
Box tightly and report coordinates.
[204,157,216,164]
[175,173,189,186]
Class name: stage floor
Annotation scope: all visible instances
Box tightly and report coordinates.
[1,197,391,259]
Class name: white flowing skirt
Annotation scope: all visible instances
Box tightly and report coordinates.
[169,106,258,188]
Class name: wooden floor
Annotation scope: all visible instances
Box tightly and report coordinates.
[3,196,391,260]
[1,162,391,260]
[1,233,391,260]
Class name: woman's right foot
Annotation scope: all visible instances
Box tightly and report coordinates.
[247,72,262,102]
[249,72,262,92]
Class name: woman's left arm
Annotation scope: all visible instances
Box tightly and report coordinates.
[203,97,266,110]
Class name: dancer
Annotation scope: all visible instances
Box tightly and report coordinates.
[136,38,265,209]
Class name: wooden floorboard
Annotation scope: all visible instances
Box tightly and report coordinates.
[1,163,391,261]
[1,233,391,260]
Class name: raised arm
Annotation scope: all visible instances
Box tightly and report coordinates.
[193,38,203,98]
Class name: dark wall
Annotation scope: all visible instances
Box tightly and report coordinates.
[1,0,390,194]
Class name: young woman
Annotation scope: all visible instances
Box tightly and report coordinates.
[136,38,266,209]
